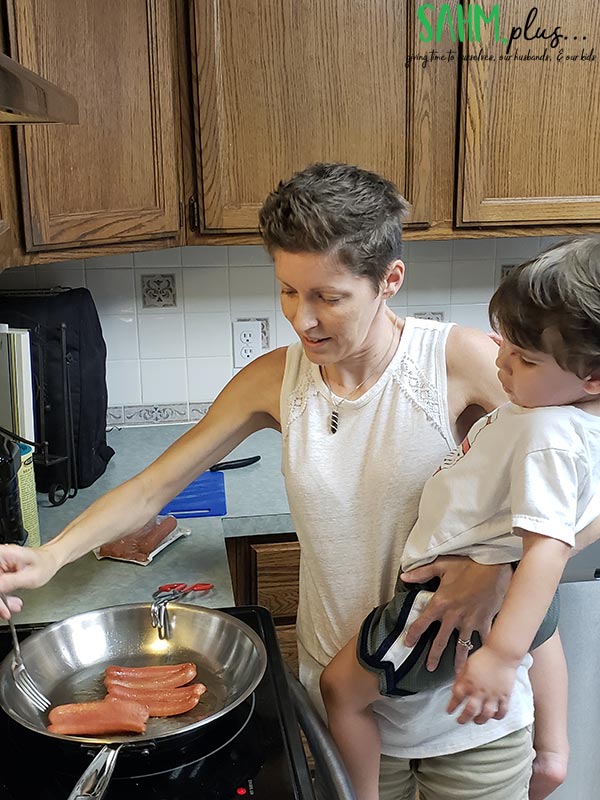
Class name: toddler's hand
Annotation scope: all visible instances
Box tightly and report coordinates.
[447,646,517,724]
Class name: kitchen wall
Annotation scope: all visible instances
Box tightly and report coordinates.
[0,236,564,424]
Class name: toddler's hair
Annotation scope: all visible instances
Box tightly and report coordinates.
[489,236,600,378]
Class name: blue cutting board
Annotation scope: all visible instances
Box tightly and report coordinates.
[159,470,227,518]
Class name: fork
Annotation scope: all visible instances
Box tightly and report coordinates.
[0,592,51,713]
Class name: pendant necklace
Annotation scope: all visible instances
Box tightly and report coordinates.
[322,317,399,434]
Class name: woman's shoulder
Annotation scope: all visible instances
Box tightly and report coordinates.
[446,324,506,412]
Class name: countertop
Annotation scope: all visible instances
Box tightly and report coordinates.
[13,425,292,624]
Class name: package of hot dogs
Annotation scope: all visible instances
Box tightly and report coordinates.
[94,515,191,565]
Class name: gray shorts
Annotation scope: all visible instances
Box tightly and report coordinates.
[357,577,559,696]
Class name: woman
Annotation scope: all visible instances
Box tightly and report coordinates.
[0,163,579,798]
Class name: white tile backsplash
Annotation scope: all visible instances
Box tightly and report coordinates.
[406,261,452,306]
[187,356,232,401]
[85,253,134,269]
[100,315,139,359]
[183,267,230,313]
[451,259,496,304]
[229,266,276,312]
[141,359,187,403]
[133,248,182,268]
[228,245,273,267]
[106,360,142,405]
[138,314,185,359]
[0,236,550,408]
[185,313,231,357]
[86,268,136,315]
[182,245,228,267]
[496,237,542,260]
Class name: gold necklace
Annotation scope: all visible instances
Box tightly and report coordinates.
[322,317,399,434]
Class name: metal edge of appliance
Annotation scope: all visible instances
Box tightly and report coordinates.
[0,51,78,124]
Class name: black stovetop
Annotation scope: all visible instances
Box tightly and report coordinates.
[0,605,315,800]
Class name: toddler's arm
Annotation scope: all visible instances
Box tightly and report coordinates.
[447,530,571,724]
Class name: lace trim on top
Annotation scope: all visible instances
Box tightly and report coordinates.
[392,353,455,450]
[283,357,319,439]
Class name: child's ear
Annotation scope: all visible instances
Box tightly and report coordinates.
[583,373,600,395]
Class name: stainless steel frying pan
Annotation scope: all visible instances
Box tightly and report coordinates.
[0,603,267,799]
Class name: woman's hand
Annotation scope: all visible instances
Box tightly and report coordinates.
[0,545,59,617]
[447,645,517,724]
[400,556,512,671]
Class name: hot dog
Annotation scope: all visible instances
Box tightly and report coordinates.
[104,662,197,691]
[48,696,149,736]
[105,663,197,681]
[108,682,206,717]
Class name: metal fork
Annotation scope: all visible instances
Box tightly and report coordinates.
[0,592,51,713]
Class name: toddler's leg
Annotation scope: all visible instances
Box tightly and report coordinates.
[320,634,382,800]
[527,631,569,800]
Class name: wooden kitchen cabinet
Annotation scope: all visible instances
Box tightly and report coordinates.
[190,0,454,233]
[456,0,600,226]
[225,533,301,675]
[0,130,20,264]
[191,0,600,236]
[6,0,183,253]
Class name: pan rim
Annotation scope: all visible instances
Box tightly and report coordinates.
[0,602,268,745]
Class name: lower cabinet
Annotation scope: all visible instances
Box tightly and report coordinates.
[225,532,300,676]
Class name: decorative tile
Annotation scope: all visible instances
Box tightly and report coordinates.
[413,310,445,322]
[123,404,189,425]
[141,273,177,308]
[106,406,124,425]
[500,264,518,281]
[189,402,212,421]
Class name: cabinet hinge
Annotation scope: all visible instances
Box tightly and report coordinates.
[188,196,200,232]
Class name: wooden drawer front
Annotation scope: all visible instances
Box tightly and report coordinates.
[275,624,298,678]
[252,541,300,619]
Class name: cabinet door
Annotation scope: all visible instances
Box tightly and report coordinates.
[192,0,437,231]
[457,0,600,225]
[10,0,181,250]
[0,130,21,264]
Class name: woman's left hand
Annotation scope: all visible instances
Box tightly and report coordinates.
[400,556,512,671]
[447,646,517,724]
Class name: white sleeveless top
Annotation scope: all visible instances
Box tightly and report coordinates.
[280,317,534,758]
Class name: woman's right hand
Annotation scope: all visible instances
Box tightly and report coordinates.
[400,556,512,671]
[0,544,59,617]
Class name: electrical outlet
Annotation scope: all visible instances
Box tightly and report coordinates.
[232,320,263,368]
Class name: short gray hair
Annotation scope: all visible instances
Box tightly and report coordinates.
[259,162,410,293]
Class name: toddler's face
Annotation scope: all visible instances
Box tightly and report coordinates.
[495,336,591,408]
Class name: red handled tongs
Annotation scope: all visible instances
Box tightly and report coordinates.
[151,581,214,639]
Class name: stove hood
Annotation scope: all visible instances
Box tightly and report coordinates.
[0,51,78,124]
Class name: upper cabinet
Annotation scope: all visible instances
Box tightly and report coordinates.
[191,0,452,232]
[2,0,600,269]
[7,0,182,251]
[456,0,600,226]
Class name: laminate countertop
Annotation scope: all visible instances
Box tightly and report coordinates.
[11,424,292,624]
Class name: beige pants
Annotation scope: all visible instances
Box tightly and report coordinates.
[379,725,534,800]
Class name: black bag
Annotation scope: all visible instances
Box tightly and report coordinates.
[0,288,115,499]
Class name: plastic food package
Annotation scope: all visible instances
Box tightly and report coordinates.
[94,515,191,566]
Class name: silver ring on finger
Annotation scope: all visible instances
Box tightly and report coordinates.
[457,637,474,651]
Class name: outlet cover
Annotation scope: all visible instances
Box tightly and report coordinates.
[232,320,262,368]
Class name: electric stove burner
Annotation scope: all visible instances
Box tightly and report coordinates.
[0,606,316,800]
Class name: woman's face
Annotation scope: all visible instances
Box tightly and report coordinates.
[274,249,401,365]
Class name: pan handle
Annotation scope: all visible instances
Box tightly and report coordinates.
[66,744,123,800]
